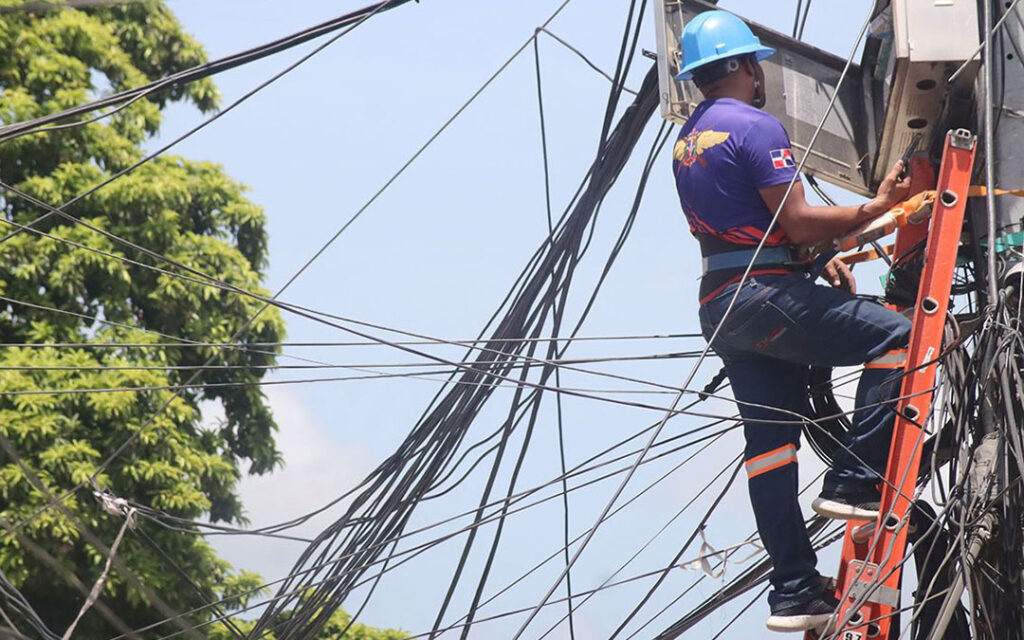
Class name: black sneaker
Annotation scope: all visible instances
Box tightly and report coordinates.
[811,489,881,521]
[766,592,839,632]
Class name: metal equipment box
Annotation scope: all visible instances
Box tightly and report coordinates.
[872,0,979,184]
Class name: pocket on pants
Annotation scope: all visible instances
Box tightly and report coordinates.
[721,298,809,361]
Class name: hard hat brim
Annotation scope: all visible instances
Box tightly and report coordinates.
[675,44,775,81]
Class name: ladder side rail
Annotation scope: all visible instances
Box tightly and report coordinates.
[830,129,977,640]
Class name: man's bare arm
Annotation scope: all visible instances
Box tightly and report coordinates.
[758,161,910,245]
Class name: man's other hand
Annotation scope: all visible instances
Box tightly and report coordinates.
[821,257,856,294]
[867,160,912,215]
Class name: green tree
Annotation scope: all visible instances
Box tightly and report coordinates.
[209,607,407,640]
[0,3,394,639]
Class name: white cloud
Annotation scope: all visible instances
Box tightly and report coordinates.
[205,386,372,584]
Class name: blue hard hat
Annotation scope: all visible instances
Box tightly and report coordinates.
[676,10,775,81]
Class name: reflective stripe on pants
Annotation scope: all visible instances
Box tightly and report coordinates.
[865,348,908,370]
[745,443,797,479]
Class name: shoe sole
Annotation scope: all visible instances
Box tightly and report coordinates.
[765,611,834,632]
[811,497,879,521]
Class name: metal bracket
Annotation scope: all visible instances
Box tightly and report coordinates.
[949,128,977,150]
[847,561,900,608]
[848,578,901,609]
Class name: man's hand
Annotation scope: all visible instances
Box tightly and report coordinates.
[760,160,914,246]
[864,160,912,217]
[821,257,856,294]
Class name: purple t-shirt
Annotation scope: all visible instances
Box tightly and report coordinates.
[672,98,801,301]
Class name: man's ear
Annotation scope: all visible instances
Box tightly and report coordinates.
[742,56,757,78]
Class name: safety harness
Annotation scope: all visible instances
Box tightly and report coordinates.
[701,244,830,280]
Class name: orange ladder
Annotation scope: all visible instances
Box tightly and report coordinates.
[812,129,977,640]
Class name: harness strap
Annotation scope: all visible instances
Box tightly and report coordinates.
[700,245,794,274]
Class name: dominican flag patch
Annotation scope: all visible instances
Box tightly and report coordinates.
[770,148,795,169]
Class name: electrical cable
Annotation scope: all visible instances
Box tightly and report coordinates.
[2,0,654,547]
[248,34,664,640]
[0,0,416,144]
[532,35,576,638]
[511,9,875,636]
[101,421,739,640]
[536,28,639,95]
[0,332,704,350]
[0,434,205,640]
[9,2,1019,638]
[796,0,813,40]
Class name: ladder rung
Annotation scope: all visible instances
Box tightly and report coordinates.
[850,521,876,544]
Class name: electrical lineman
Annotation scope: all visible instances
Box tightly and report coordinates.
[670,10,913,632]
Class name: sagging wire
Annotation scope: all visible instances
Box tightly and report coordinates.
[527,54,575,634]
[249,22,664,640]
[12,2,1019,634]
[106,423,738,640]
[0,291,708,400]
[434,19,666,636]
[0,0,417,144]
[0,332,705,350]
[536,28,639,95]
[0,434,203,640]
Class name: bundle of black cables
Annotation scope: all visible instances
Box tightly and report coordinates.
[247,64,665,640]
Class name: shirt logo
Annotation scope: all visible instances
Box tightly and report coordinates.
[674,129,730,168]
[770,148,795,169]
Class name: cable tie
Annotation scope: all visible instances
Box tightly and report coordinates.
[677,529,762,579]
[698,367,728,401]
[93,490,137,530]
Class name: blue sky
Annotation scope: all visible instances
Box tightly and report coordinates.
[154,0,881,637]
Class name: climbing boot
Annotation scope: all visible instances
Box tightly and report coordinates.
[766,592,839,632]
[811,489,881,521]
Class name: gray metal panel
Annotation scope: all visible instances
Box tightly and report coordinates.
[895,0,980,62]
[654,0,874,197]
[872,57,978,184]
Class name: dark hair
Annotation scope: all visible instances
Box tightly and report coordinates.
[691,54,752,88]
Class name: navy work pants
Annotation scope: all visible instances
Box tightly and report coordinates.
[698,272,911,612]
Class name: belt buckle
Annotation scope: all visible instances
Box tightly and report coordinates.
[784,245,816,268]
